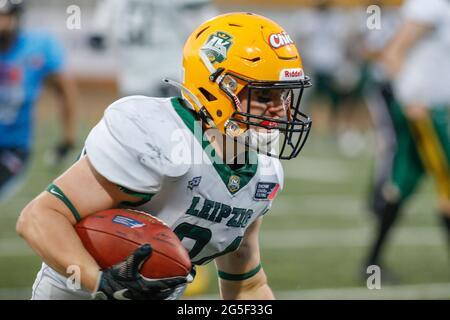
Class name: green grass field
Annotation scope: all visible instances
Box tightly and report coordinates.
[0,94,449,300]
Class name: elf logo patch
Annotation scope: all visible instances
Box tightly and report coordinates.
[254,182,280,200]
[201,31,233,64]
[268,32,294,49]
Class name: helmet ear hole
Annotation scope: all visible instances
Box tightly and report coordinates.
[199,87,217,102]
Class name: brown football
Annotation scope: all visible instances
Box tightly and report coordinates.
[75,208,191,278]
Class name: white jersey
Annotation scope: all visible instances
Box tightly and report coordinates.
[297,8,349,74]
[363,8,402,82]
[394,0,450,107]
[91,0,217,95]
[32,96,283,299]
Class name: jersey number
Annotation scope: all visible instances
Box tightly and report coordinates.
[173,222,242,265]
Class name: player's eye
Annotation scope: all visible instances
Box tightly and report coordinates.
[254,89,274,103]
[256,95,271,103]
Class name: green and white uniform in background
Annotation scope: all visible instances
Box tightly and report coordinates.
[91,0,217,96]
[394,0,450,108]
[389,0,450,201]
[31,96,283,299]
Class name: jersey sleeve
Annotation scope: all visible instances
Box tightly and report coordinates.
[42,35,65,75]
[402,0,446,26]
[258,157,284,217]
[85,97,190,194]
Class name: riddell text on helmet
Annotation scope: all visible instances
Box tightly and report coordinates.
[279,68,304,81]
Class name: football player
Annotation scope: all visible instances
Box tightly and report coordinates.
[365,0,450,273]
[89,0,218,97]
[0,0,77,202]
[88,0,218,295]
[17,13,312,300]
[360,2,403,280]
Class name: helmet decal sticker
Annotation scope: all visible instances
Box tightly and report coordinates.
[279,68,304,81]
[268,32,294,49]
[227,175,241,193]
[201,31,233,64]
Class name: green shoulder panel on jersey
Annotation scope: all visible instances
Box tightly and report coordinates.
[170,97,258,194]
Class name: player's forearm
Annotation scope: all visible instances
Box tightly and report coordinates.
[219,270,275,300]
[244,284,275,300]
[17,197,100,292]
[60,84,77,145]
[220,281,275,300]
[383,21,429,76]
[52,73,77,145]
[61,101,76,145]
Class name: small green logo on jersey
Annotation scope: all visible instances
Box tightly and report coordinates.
[201,31,233,64]
[228,175,241,193]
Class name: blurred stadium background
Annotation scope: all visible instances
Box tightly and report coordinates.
[1,0,449,300]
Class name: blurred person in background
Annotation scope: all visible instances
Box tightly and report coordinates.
[89,0,218,98]
[360,0,402,281]
[297,0,366,156]
[0,0,76,203]
[364,0,450,278]
[88,0,218,296]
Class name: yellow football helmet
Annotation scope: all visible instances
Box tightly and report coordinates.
[167,12,312,159]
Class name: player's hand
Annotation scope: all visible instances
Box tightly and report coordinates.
[54,141,75,161]
[89,34,106,51]
[94,244,193,300]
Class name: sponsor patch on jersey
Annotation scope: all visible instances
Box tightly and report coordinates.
[254,182,280,200]
[201,31,233,64]
[112,215,146,228]
[228,175,241,193]
[279,68,304,81]
[188,176,202,190]
[268,31,294,49]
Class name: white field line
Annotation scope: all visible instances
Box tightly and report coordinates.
[3,282,450,300]
[0,226,446,259]
[1,194,431,220]
[271,195,365,216]
[259,226,445,249]
[0,238,34,257]
[189,282,450,300]
[273,282,450,300]
[283,157,357,182]
[0,288,31,300]
[270,194,433,217]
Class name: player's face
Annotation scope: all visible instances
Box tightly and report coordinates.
[0,14,18,38]
[238,86,291,131]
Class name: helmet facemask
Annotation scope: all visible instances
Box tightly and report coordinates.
[179,13,313,160]
[218,72,312,160]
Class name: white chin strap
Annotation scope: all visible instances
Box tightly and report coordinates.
[236,128,280,156]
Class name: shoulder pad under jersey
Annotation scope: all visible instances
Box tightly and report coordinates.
[85,96,192,193]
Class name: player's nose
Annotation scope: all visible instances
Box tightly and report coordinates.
[265,104,285,118]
